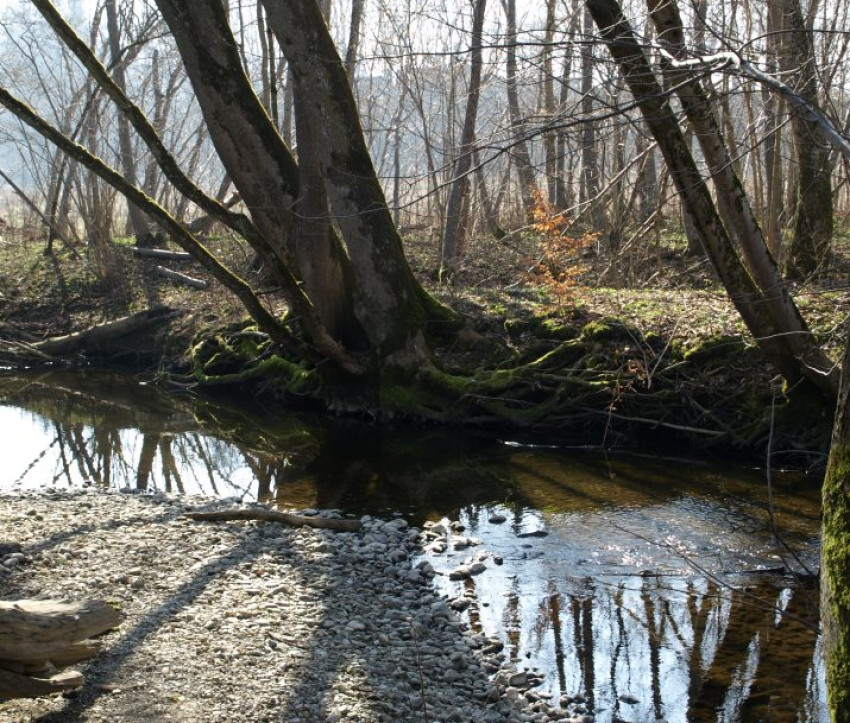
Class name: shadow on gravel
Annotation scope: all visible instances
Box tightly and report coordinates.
[26,515,522,723]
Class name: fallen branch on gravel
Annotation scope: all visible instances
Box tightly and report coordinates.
[184,507,362,531]
[0,598,122,699]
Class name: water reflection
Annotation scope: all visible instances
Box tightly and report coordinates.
[429,502,823,722]
[0,370,826,721]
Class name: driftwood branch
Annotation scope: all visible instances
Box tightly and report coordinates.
[154,265,208,289]
[132,246,192,261]
[184,507,362,531]
[0,598,122,699]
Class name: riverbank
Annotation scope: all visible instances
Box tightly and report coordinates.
[0,491,572,723]
[2,235,847,458]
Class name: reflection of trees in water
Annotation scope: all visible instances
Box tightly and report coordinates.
[516,573,820,721]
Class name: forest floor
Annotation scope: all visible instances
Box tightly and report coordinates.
[1,226,848,458]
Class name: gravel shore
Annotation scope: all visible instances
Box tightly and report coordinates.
[0,491,568,723]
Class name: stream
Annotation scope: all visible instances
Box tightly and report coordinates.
[0,369,826,722]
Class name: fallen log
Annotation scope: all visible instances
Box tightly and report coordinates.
[32,307,180,358]
[184,507,361,531]
[132,246,192,261]
[154,265,208,289]
[0,598,122,699]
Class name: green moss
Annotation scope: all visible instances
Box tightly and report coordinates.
[822,442,850,722]
[682,334,746,363]
[528,340,587,370]
[194,353,318,393]
[580,318,640,343]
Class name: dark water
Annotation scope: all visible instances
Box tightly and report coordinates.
[0,370,825,721]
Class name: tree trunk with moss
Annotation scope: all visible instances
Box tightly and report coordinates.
[821,323,850,722]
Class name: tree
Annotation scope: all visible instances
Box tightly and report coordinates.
[105,0,153,246]
[501,0,538,218]
[775,0,834,277]
[585,0,836,399]
[439,0,488,282]
[585,1,850,718]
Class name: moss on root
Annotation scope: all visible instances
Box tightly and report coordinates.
[185,307,831,457]
[190,327,318,396]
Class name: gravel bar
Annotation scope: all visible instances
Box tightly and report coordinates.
[0,491,571,723]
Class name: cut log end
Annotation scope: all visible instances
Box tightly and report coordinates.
[0,597,122,699]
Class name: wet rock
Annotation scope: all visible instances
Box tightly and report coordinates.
[509,671,529,688]
[482,640,504,655]
[0,541,22,556]
[517,529,549,538]
[488,513,508,524]
[448,565,473,580]
[452,536,480,550]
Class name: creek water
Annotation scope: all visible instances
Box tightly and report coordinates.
[0,370,826,722]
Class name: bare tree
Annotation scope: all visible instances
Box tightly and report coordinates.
[775,0,834,277]
[439,0,488,281]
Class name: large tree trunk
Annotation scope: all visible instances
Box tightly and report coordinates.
[584,0,833,398]
[260,0,449,362]
[821,322,850,722]
[154,0,364,349]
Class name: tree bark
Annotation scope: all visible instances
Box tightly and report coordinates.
[105,0,152,244]
[580,7,605,233]
[344,0,365,78]
[261,0,451,361]
[153,0,369,354]
[542,0,558,205]
[502,0,538,217]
